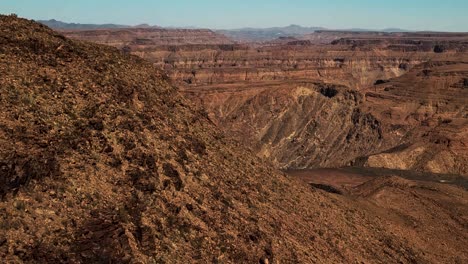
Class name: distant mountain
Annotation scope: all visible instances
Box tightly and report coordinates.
[216,25,327,42]
[39,19,207,31]
[38,19,132,30]
[216,25,413,42]
[381,28,413,33]
[38,19,412,40]
[38,19,165,30]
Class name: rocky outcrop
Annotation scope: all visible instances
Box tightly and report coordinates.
[184,82,392,169]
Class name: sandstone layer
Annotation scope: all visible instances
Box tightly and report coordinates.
[62,28,234,47]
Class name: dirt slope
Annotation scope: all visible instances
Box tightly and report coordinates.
[0,15,467,263]
[351,176,468,263]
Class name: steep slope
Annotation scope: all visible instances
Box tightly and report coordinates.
[183,82,390,169]
[351,176,468,264]
[6,15,466,264]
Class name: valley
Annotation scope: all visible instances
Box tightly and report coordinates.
[62,27,468,175]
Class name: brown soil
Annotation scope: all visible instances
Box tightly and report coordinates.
[288,169,468,264]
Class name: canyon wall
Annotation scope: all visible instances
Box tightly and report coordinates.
[183,82,392,169]
[63,29,467,90]
[61,28,234,47]
[131,44,436,89]
[183,58,468,175]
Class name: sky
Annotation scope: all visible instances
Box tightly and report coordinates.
[1,0,467,31]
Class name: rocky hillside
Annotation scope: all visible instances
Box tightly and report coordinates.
[5,15,468,264]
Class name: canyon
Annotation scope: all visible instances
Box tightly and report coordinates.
[61,27,468,176]
[0,15,467,263]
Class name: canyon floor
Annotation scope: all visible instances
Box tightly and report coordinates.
[0,15,466,263]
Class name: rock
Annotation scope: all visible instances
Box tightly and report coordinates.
[374,79,389,85]
[433,45,445,53]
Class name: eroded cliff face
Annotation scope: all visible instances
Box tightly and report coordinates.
[362,59,468,175]
[184,82,393,169]
[184,58,468,175]
[63,30,460,90]
[128,44,434,90]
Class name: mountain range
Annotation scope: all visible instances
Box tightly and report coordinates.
[39,19,410,41]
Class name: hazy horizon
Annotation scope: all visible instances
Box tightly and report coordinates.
[1,0,468,32]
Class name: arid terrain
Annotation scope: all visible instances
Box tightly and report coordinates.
[0,15,467,263]
[61,26,468,176]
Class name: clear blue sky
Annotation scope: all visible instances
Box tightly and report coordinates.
[1,0,467,31]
